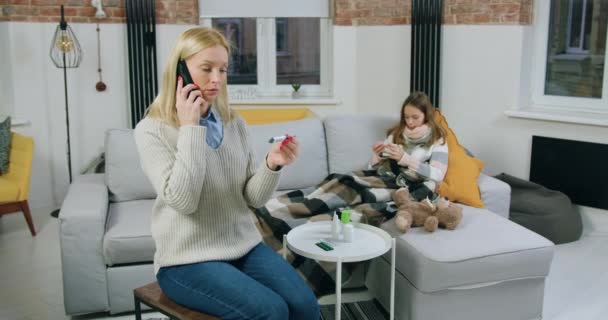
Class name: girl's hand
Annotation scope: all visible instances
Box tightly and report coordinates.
[372,141,386,156]
[384,143,405,161]
[267,135,299,170]
[176,76,208,127]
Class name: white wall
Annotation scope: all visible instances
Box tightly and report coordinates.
[355,25,410,115]
[440,25,607,178]
[5,21,607,214]
[0,22,13,116]
[350,24,607,180]
[8,22,57,209]
[7,22,131,208]
[4,23,363,209]
[443,25,608,219]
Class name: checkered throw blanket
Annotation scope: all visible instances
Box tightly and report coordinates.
[254,170,399,240]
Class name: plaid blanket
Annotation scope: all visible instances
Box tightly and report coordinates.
[253,170,399,296]
[254,170,399,241]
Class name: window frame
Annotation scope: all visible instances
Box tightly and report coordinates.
[531,0,608,113]
[566,0,590,54]
[201,17,333,101]
[275,18,289,56]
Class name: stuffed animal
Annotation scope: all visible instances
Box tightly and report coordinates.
[392,187,463,233]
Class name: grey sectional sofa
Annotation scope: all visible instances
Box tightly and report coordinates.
[59,114,554,319]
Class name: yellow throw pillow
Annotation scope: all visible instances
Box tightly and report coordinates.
[435,110,485,208]
[234,108,315,125]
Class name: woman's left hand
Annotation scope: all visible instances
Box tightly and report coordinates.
[384,143,404,161]
[267,136,300,170]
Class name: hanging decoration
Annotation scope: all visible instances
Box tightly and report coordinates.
[92,0,107,92]
[95,22,106,92]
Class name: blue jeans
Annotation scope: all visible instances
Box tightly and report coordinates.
[156,243,320,320]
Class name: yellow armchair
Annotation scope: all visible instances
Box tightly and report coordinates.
[0,132,35,236]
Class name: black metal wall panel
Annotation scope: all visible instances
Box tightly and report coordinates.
[531,136,608,210]
[410,0,443,108]
[127,0,158,128]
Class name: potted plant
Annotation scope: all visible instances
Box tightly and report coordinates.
[291,83,302,99]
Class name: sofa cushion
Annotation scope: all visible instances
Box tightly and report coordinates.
[0,178,19,202]
[477,173,511,218]
[435,110,485,208]
[381,206,554,293]
[105,129,156,202]
[324,114,398,174]
[103,199,155,265]
[247,117,328,190]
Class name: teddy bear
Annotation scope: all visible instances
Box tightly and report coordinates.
[391,187,463,233]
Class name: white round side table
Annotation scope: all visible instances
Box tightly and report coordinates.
[283,221,396,320]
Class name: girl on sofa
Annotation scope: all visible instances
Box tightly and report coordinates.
[134,27,319,320]
[370,91,449,202]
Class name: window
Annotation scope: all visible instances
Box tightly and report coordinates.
[275,18,321,86]
[532,0,607,111]
[199,0,332,101]
[545,0,604,98]
[212,18,258,85]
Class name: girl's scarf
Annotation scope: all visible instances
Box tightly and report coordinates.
[403,124,431,145]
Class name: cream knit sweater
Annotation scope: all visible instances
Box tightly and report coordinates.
[134,115,281,274]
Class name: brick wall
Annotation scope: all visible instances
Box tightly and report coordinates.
[0,0,532,26]
[335,0,533,26]
[0,0,198,24]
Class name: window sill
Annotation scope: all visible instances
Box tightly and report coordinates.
[505,108,608,127]
[231,98,341,105]
[553,53,588,61]
[10,118,30,127]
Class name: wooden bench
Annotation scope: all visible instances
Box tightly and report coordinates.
[133,282,218,320]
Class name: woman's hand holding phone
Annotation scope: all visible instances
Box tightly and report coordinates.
[176,76,208,127]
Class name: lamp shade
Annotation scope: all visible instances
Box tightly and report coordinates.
[49,5,82,68]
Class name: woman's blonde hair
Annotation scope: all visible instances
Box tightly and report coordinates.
[146,27,233,127]
[387,91,446,147]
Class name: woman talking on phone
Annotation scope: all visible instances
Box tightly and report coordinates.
[134,27,319,320]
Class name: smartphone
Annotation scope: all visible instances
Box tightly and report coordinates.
[176,59,200,94]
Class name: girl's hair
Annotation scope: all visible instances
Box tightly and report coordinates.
[146,27,233,127]
[387,91,446,147]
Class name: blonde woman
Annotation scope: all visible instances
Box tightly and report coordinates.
[134,27,319,319]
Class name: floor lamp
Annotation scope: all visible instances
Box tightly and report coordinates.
[49,5,82,218]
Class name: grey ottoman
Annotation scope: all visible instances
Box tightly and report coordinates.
[367,206,554,320]
[494,172,583,245]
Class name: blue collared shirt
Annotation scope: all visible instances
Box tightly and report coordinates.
[199,107,223,149]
